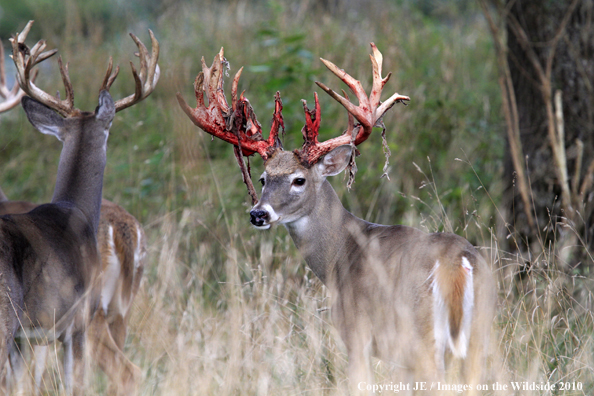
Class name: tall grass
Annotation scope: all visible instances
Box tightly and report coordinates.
[1,0,593,394]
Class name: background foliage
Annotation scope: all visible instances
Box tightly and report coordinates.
[0,0,592,394]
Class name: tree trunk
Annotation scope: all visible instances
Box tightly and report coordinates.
[503,0,594,267]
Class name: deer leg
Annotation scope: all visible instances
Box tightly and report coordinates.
[462,317,491,396]
[0,339,8,395]
[89,309,140,395]
[346,343,372,396]
[8,339,26,394]
[60,330,87,396]
[32,345,48,395]
[342,322,373,396]
[108,314,127,351]
[69,331,86,396]
[416,344,443,396]
[62,334,74,394]
[462,277,495,396]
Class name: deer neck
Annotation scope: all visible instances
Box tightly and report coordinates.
[52,128,107,232]
[284,180,365,285]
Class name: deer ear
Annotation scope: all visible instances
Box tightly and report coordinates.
[21,96,65,141]
[317,145,353,177]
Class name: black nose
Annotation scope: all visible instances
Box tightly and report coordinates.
[250,209,269,226]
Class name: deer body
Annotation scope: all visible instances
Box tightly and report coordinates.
[0,197,37,214]
[0,21,158,394]
[0,91,114,394]
[299,204,492,388]
[179,44,496,393]
[251,149,496,388]
[0,196,145,394]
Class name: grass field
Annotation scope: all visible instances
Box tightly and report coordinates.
[1,0,593,394]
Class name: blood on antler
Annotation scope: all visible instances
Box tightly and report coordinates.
[178,43,408,201]
[297,42,410,167]
[176,47,285,203]
[11,20,160,117]
[177,48,284,159]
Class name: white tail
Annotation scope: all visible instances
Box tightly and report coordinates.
[0,21,156,395]
[430,257,475,359]
[179,44,497,393]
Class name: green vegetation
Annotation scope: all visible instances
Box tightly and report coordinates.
[0,0,592,394]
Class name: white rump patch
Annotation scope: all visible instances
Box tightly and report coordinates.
[133,226,144,269]
[462,256,473,273]
[430,257,475,360]
[430,260,449,364]
[101,225,121,312]
[452,256,474,357]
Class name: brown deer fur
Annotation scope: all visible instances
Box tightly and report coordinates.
[0,193,144,394]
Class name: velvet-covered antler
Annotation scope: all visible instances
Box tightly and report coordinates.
[176,47,285,203]
[297,42,410,167]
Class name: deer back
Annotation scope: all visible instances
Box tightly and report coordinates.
[0,200,38,215]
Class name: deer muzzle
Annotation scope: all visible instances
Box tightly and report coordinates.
[250,209,270,228]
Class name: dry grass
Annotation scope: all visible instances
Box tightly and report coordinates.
[1,0,593,394]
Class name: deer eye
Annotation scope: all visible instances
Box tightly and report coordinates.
[292,178,306,186]
[259,178,265,186]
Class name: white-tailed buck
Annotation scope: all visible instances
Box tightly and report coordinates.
[0,21,157,395]
[178,45,497,392]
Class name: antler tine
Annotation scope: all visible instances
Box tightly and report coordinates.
[316,43,410,141]
[9,21,72,116]
[111,30,160,112]
[300,92,322,147]
[101,56,120,91]
[16,20,34,44]
[177,48,286,203]
[297,43,409,166]
[231,66,243,111]
[1,43,6,88]
[1,32,54,113]
[269,92,284,148]
[0,42,26,112]
[144,30,160,91]
[57,56,75,112]
[177,47,283,160]
[207,48,229,115]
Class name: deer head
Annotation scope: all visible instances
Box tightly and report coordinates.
[11,20,159,231]
[178,43,409,228]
